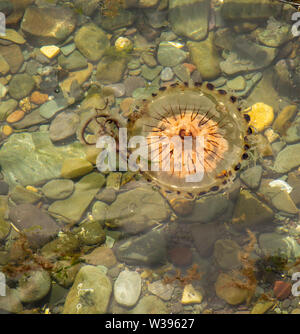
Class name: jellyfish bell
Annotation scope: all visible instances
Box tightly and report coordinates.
[79,81,253,216]
[127,82,252,199]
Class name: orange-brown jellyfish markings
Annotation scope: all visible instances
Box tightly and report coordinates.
[127,82,252,197]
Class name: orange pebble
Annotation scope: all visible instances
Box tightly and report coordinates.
[30,91,48,105]
[183,63,196,73]
[6,110,25,123]
[2,125,13,136]
[273,281,291,300]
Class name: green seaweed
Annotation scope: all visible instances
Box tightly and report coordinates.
[103,46,133,60]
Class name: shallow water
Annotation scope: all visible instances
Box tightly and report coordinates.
[0,0,300,315]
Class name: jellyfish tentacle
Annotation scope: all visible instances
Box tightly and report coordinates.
[80,99,121,146]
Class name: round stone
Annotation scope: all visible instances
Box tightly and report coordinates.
[246,102,274,132]
[114,270,142,307]
[63,265,112,314]
[215,273,249,305]
[8,74,35,100]
[42,179,74,200]
[17,269,51,303]
[74,23,109,61]
[161,67,174,81]
[115,37,133,52]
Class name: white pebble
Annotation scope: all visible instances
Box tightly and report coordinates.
[161,67,174,81]
[269,179,293,194]
[114,270,141,307]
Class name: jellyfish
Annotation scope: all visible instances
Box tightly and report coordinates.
[126,82,252,197]
[80,82,252,205]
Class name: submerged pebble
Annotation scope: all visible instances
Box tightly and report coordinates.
[246,102,274,132]
[17,269,51,304]
[42,179,74,200]
[215,273,249,306]
[181,284,203,305]
[6,110,25,123]
[161,67,174,81]
[63,265,112,314]
[114,270,141,307]
[40,45,60,59]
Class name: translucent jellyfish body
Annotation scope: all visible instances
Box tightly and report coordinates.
[127,82,252,196]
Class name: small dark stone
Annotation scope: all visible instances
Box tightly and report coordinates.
[218,89,227,95]
[230,96,237,103]
[234,163,241,171]
[247,127,253,135]
[207,83,214,90]
[244,114,251,122]
[242,153,249,160]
